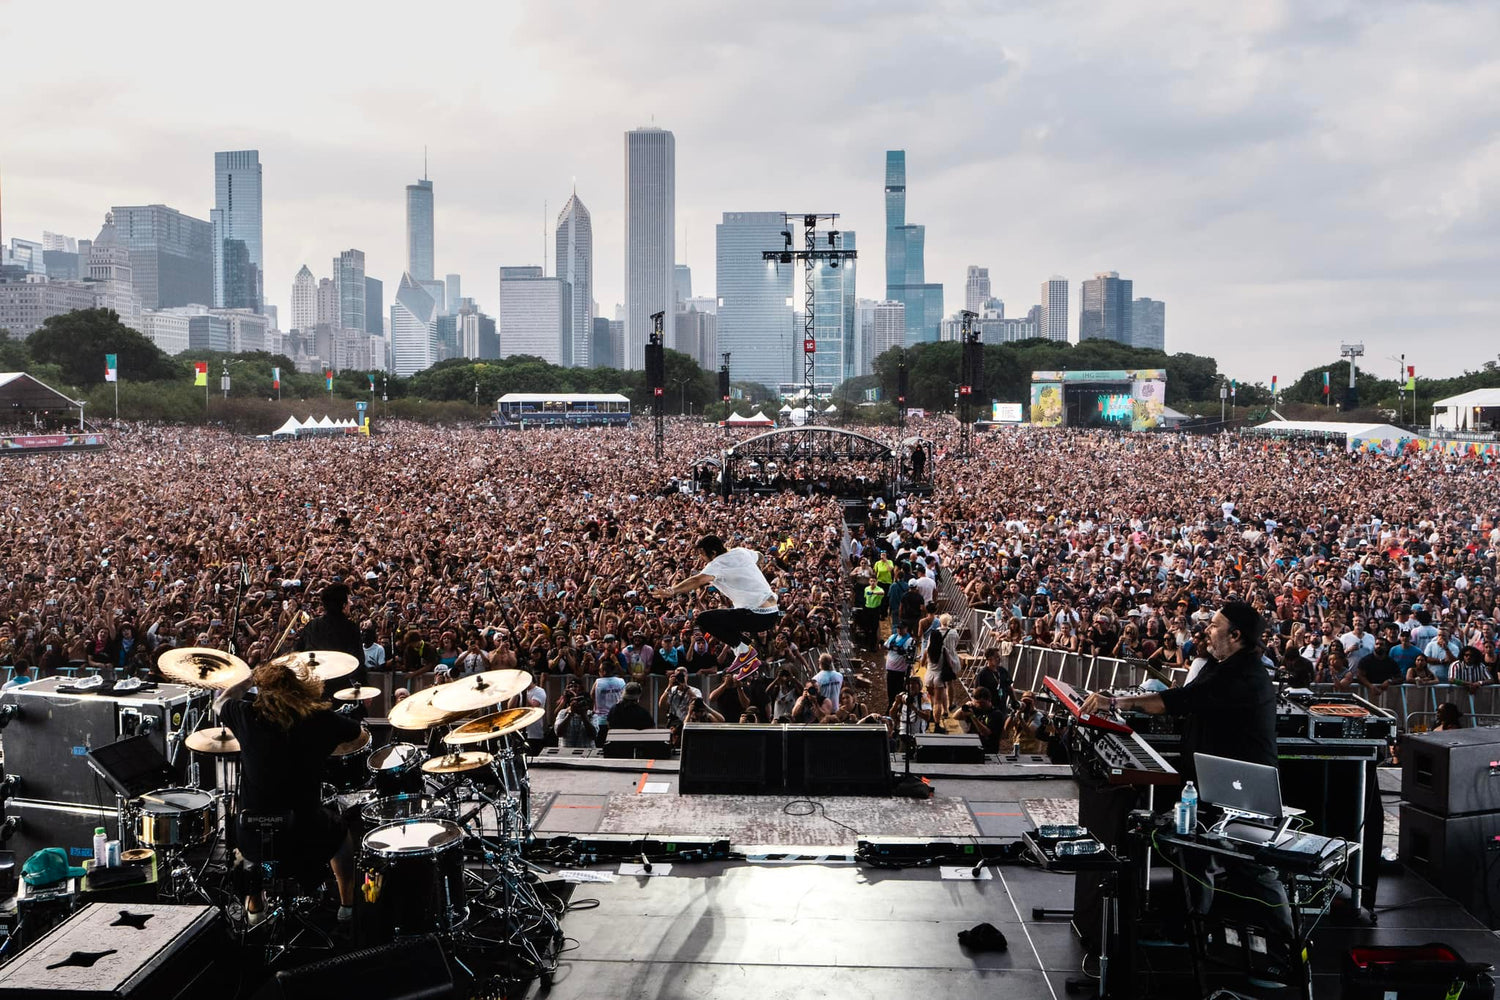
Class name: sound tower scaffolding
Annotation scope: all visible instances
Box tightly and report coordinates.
[896,352,908,489]
[761,213,857,417]
[647,310,666,460]
[958,309,980,460]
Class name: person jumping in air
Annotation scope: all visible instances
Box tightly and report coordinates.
[663,534,781,679]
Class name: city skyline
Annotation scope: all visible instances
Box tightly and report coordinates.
[3,2,1499,381]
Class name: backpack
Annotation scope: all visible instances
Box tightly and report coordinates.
[927,629,945,665]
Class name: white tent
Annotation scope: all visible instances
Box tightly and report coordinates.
[317,415,336,429]
[1430,388,1500,433]
[823,403,839,413]
[778,403,793,414]
[1248,419,1410,453]
[741,411,775,426]
[270,415,302,437]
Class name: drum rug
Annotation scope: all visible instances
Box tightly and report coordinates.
[594,792,978,846]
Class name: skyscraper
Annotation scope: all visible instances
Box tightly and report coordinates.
[211,150,263,312]
[624,127,674,369]
[964,266,991,315]
[1079,271,1133,344]
[1132,297,1166,351]
[290,265,317,331]
[555,191,593,367]
[716,212,794,389]
[110,204,213,309]
[811,230,856,387]
[334,249,366,332]
[498,266,571,364]
[317,278,338,327]
[445,274,461,317]
[365,277,383,337]
[1040,277,1069,342]
[390,272,438,376]
[406,175,434,282]
[871,301,906,363]
[883,150,943,344]
[592,317,614,369]
[674,264,692,303]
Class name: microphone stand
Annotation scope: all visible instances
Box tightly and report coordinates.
[226,557,250,657]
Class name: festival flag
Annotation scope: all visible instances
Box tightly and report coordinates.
[1271,375,1278,396]
[324,370,334,390]
[104,354,117,383]
[272,366,281,390]
[193,362,208,386]
[367,374,376,389]
[1406,365,1416,392]
[1322,372,1330,395]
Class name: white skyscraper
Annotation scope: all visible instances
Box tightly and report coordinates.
[872,300,906,362]
[290,265,317,331]
[390,272,438,376]
[499,266,571,365]
[555,191,593,368]
[624,127,674,370]
[1040,276,1069,342]
[965,266,991,315]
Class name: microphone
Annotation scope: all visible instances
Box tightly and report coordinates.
[639,852,653,874]
[970,857,986,878]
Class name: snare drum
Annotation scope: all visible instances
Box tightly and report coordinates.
[360,819,468,941]
[361,794,450,828]
[324,725,373,792]
[135,788,217,849]
[367,742,425,796]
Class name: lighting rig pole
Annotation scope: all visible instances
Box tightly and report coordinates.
[647,310,666,461]
[1340,341,1365,410]
[958,309,980,460]
[762,213,857,422]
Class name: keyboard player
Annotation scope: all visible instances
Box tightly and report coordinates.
[1083,602,1293,947]
[1081,601,1276,781]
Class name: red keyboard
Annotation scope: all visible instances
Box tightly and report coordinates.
[1043,677,1135,735]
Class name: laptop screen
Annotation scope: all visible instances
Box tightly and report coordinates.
[1193,753,1283,823]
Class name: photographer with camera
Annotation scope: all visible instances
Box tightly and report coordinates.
[555,692,598,748]
[1001,692,1050,755]
[952,687,1007,753]
[658,666,703,729]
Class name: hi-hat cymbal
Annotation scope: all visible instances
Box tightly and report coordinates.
[267,649,360,682]
[333,685,381,702]
[443,706,544,746]
[159,647,251,690]
[387,687,466,731]
[185,727,241,754]
[430,669,532,713]
[421,751,493,774]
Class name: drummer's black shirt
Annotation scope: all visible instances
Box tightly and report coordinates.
[1157,646,1277,780]
[222,697,361,814]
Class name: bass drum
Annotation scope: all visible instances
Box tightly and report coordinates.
[324,725,373,792]
[359,819,468,943]
[134,788,217,849]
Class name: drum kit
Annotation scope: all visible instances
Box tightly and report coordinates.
[151,645,557,959]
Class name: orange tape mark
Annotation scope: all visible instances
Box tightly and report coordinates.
[636,772,650,793]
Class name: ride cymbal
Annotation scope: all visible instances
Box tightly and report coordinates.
[158,647,251,690]
[267,649,360,681]
[430,669,532,713]
[443,706,544,746]
[184,727,241,754]
[333,685,382,702]
[387,687,466,731]
[421,751,493,774]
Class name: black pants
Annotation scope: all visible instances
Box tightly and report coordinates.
[886,669,908,711]
[697,608,780,649]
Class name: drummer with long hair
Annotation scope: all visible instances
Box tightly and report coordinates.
[218,659,362,926]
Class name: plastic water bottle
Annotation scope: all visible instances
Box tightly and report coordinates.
[1176,781,1198,835]
[92,826,108,869]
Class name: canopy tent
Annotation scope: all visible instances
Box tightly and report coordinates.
[722,411,775,427]
[270,416,302,437]
[1247,419,1410,453]
[1158,405,1191,428]
[0,373,84,411]
[1430,388,1500,433]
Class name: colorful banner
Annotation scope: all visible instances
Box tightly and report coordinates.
[104,354,117,383]
[1030,382,1063,427]
[367,374,376,389]
[1405,365,1416,392]
[1322,372,1330,395]
[324,370,334,390]
[991,402,1023,422]
[0,433,108,452]
[193,362,208,386]
[272,367,281,390]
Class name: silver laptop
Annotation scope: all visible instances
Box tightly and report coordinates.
[1194,753,1287,841]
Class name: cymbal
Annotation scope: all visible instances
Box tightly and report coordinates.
[158,647,251,690]
[421,751,493,774]
[387,687,466,731]
[333,685,381,702]
[185,727,241,754]
[267,649,360,682]
[332,726,371,757]
[430,669,532,713]
[443,706,545,746]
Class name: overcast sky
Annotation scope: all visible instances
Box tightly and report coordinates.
[4,0,1498,383]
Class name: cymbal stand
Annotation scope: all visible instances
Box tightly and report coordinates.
[457,793,561,972]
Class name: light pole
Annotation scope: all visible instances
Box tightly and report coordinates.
[221,360,232,400]
[671,377,692,416]
[1219,379,1227,423]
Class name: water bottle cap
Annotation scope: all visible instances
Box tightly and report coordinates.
[95,827,106,835]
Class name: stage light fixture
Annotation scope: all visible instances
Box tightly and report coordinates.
[782,230,793,249]
[780,251,793,264]
[828,230,839,246]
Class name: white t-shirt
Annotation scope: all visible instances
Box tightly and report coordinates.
[911,576,937,603]
[813,668,843,707]
[592,675,626,725]
[524,684,547,740]
[703,548,777,612]
[364,642,387,672]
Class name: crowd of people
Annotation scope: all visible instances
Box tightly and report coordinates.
[0,418,1496,745]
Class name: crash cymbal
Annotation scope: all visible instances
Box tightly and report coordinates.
[443,706,544,746]
[387,686,466,731]
[158,647,251,690]
[421,751,493,774]
[185,727,241,754]
[333,685,381,702]
[267,649,360,682]
[430,669,532,713]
